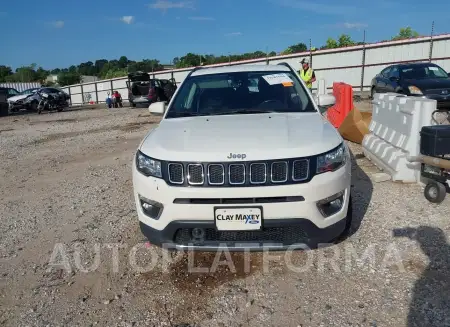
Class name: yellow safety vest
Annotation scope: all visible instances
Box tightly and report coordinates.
[299,68,314,88]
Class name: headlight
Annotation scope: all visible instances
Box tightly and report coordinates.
[317,143,347,174]
[408,86,423,95]
[136,150,162,178]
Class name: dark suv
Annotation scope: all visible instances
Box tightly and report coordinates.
[126,72,177,107]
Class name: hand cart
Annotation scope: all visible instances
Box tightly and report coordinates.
[408,125,450,204]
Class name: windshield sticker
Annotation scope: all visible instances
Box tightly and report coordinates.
[428,67,438,71]
[262,73,293,86]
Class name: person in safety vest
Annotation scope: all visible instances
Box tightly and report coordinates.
[298,58,316,92]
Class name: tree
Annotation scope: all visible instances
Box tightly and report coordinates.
[281,43,307,55]
[0,65,13,82]
[392,27,420,41]
[324,37,338,49]
[58,71,81,86]
[118,56,129,69]
[338,34,355,47]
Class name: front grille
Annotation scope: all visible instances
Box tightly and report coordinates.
[166,158,312,187]
[292,159,309,181]
[250,163,266,184]
[174,226,309,245]
[229,164,245,185]
[187,164,204,185]
[208,164,224,185]
[168,163,183,184]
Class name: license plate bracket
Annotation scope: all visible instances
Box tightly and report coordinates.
[214,206,263,231]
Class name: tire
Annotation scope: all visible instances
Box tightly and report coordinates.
[57,107,64,112]
[338,196,353,239]
[130,102,136,108]
[29,101,38,112]
[424,182,446,204]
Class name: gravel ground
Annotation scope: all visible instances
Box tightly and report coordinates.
[0,107,449,327]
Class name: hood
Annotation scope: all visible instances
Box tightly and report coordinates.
[403,78,450,91]
[139,112,342,162]
[7,94,30,102]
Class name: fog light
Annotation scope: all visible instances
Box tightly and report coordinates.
[139,196,163,219]
[192,228,205,239]
[316,191,345,218]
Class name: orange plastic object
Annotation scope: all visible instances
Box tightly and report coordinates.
[326,82,354,129]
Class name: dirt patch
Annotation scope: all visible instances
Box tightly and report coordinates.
[29,118,89,125]
[168,252,263,291]
[139,251,263,325]
[28,122,154,145]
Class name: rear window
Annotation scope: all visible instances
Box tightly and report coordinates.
[166,70,315,118]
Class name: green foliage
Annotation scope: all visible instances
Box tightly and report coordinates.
[281,43,308,55]
[0,27,424,85]
[392,27,420,41]
[57,71,81,86]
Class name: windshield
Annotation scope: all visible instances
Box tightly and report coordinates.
[165,70,315,118]
[20,88,38,95]
[401,65,448,79]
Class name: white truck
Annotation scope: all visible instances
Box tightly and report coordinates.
[132,63,352,251]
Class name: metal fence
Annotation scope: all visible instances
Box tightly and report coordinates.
[61,33,450,106]
[0,82,42,92]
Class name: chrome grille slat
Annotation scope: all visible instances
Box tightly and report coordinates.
[229,164,245,185]
[167,158,311,186]
[208,164,225,185]
[292,159,309,181]
[250,163,267,184]
[271,161,288,183]
[168,163,184,184]
[187,164,204,185]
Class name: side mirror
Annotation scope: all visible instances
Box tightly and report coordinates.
[389,76,399,82]
[316,94,336,107]
[149,101,166,115]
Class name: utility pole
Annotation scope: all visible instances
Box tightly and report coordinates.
[309,38,313,66]
[360,30,367,94]
[429,21,435,62]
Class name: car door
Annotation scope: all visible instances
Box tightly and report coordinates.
[385,66,400,93]
[377,67,392,93]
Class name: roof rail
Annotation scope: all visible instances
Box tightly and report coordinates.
[185,66,205,79]
[277,62,297,74]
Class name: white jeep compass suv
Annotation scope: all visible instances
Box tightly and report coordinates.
[132,63,352,251]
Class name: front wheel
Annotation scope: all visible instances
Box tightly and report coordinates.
[29,101,38,112]
[424,182,446,204]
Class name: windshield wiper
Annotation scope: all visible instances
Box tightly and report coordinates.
[169,112,209,117]
[212,109,277,116]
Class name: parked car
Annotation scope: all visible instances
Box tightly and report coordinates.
[132,63,351,251]
[370,62,450,108]
[8,87,70,112]
[2,87,20,99]
[126,72,177,107]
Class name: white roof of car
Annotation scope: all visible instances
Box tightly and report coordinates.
[190,64,291,76]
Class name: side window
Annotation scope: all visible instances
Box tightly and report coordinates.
[381,67,391,77]
[8,89,19,96]
[390,67,399,79]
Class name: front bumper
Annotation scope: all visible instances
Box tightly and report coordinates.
[133,160,352,250]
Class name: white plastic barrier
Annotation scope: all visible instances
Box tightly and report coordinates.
[317,79,326,95]
[362,93,437,183]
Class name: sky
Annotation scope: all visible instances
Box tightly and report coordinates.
[0,0,448,70]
